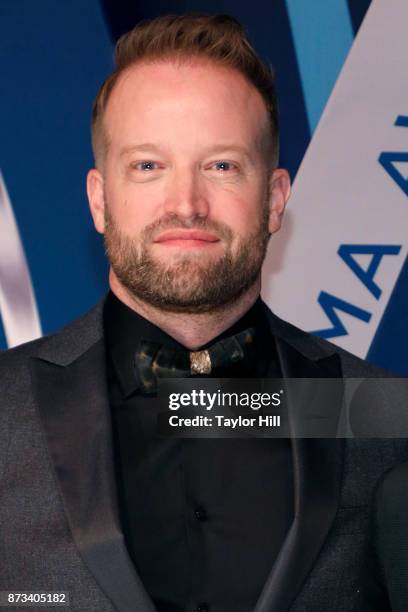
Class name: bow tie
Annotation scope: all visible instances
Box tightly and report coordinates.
[134,328,256,394]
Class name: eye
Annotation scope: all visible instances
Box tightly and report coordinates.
[212,161,237,172]
[132,161,162,171]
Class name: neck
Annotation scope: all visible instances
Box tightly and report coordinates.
[109,270,261,350]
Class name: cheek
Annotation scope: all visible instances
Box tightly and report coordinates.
[104,181,159,233]
[211,190,264,235]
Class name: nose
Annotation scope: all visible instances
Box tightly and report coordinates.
[163,168,209,220]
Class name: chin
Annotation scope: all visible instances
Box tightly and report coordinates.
[153,246,222,263]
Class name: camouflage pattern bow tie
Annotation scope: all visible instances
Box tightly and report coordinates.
[134,328,255,394]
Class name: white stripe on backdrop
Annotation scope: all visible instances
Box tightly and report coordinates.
[262,0,408,358]
[0,171,42,347]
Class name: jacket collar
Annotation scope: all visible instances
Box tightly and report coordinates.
[36,296,340,367]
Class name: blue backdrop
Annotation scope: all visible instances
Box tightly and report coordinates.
[3,0,404,373]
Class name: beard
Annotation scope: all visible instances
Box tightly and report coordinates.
[104,200,271,314]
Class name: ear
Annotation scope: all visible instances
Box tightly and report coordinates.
[268,168,291,233]
[87,168,105,234]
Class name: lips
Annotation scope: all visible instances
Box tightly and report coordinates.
[154,229,220,246]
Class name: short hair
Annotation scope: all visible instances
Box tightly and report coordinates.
[91,13,279,169]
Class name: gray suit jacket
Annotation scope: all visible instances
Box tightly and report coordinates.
[358,460,408,612]
[0,297,406,612]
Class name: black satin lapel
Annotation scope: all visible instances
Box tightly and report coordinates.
[255,338,345,612]
[31,340,156,612]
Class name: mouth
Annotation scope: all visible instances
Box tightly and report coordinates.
[153,229,220,248]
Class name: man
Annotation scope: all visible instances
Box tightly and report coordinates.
[0,13,406,612]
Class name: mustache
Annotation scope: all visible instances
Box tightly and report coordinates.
[142,215,234,242]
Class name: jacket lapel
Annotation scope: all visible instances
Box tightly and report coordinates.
[31,306,156,612]
[255,310,345,612]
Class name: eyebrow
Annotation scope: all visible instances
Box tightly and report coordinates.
[120,143,167,158]
[202,144,254,162]
[119,143,255,162]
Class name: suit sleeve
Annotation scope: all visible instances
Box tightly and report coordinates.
[357,462,408,612]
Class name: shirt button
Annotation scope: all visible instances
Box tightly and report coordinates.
[197,604,208,612]
[194,506,207,521]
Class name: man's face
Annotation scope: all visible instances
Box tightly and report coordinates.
[88,60,290,313]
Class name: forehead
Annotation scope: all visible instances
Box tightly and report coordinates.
[103,59,269,153]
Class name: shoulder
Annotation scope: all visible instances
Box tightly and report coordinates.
[261,302,392,377]
[0,297,105,374]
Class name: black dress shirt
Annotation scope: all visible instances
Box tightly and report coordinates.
[103,291,293,612]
